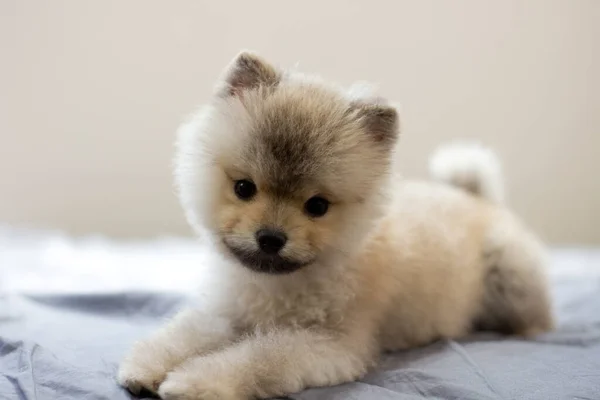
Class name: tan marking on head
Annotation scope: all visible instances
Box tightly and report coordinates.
[233,83,398,202]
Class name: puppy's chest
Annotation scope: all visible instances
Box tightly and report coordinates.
[231,284,342,330]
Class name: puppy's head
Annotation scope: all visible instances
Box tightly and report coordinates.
[176,52,399,274]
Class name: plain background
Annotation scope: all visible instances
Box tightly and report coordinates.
[1,1,598,244]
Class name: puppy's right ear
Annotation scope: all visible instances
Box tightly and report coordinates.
[217,51,281,97]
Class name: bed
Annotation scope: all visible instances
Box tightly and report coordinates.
[1,226,599,400]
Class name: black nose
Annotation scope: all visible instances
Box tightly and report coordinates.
[255,229,287,254]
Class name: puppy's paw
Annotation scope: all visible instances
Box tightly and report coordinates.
[158,370,241,400]
[118,359,167,395]
[117,342,172,395]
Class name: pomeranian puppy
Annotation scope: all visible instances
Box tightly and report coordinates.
[118,52,554,400]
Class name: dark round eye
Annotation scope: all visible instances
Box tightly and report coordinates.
[304,196,329,217]
[234,179,257,200]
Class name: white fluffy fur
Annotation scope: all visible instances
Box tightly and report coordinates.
[429,142,505,203]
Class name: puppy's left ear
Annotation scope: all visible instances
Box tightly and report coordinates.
[218,51,281,97]
[350,101,400,144]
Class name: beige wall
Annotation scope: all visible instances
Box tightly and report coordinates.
[1,1,598,244]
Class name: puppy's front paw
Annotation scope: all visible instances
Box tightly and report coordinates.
[118,358,167,395]
[158,370,241,400]
[118,342,171,395]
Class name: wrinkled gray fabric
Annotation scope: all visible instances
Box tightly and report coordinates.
[1,275,600,400]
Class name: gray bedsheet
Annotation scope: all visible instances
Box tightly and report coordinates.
[2,264,600,400]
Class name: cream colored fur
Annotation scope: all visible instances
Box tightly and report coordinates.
[118,52,554,400]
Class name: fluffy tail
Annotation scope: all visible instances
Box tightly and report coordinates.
[428,142,505,203]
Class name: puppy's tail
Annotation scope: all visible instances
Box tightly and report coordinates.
[428,142,505,203]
